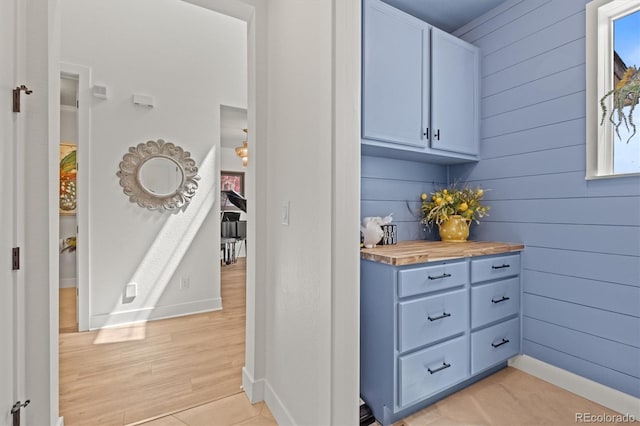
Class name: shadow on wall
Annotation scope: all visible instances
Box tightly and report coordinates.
[94,145,217,343]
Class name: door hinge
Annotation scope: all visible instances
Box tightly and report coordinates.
[11,400,30,426]
[12,247,20,271]
[12,85,33,113]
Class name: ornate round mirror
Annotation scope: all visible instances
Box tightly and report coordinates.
[117,139,200,211]
[138,156,184,197]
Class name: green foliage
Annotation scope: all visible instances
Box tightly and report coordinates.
[600,66,640,143]
[60,150,76,173]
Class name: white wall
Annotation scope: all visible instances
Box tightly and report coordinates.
[24,0,59,423]
[218,1,360,424]
[262,1,334,423]
[60,0,247,328]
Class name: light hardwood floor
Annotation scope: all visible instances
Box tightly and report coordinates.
[59,287,78,333]
[138,392,276,426]
[61,258,624,426]
[394,367,623,426]
[148,365,622,426]
[59,259,247,426]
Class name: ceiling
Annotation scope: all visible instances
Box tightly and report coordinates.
[381,0,508,33]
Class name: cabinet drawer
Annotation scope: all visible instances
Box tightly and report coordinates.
[399,335,468,407]
[471,277,520,328]
[398,289,468,352]
[471,254,520,283]
[398,261,467,298]
[471,318,520,374]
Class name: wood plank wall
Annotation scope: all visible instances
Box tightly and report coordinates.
[361,155,446,242]
[451,0,640,397]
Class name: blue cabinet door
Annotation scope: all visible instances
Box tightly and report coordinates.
[430,27,479,156]
[362,0,428,147]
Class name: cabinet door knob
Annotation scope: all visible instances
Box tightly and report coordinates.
[423,128,429,139]
[491,296,510,304]
[434,129,440,140]
[427,362,451,375]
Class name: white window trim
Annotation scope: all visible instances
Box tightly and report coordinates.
[585,0,640,179]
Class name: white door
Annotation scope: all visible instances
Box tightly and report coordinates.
[1,0,26,424]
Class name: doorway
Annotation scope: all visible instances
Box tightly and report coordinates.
[220,105,248,265]
[59,74,79,333]
[59,62,91,333]
[56,0,252,424]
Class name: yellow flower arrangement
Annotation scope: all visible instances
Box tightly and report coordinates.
[420,185,489,226]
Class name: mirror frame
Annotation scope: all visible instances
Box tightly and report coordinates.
[116,139,200,211]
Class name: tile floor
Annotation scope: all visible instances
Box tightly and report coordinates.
[139,393,276,426]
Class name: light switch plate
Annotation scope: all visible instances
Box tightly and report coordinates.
[125,283,137,298]
[282,201,290,226]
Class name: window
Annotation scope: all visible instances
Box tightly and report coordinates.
[586,0,640,179]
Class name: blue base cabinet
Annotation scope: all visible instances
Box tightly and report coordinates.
[362,0,480,164]
[360,252,522,425]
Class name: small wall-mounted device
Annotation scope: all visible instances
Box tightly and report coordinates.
[132,94,155,107]
[92,84,108,99]
[125,282,138,298]
[282,201,290,226]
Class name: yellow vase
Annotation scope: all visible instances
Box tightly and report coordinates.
[438,215,470,242]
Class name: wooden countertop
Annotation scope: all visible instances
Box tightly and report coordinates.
[360,240,524,266]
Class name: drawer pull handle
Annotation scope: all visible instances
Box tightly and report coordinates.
[427,312,451,322]
[491,296,510,304]
[427,362,451,375]
[428,273,451,280]
[491,264,510,270]
[491,338,510,348]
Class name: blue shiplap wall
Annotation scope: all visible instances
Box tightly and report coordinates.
[361,155,446,241]
[451,0,640,397]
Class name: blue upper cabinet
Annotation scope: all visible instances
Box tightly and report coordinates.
[362,0,428,148]
[431,28,480,156]
[362,0,480,164]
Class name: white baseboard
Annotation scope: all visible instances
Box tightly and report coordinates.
[59,278,75,288]
[242,367,265,403]
[89,298,222,330]
[56,416,64,426]
[263,380,296,426]
[509,355,640,419]
[240,370,295,425]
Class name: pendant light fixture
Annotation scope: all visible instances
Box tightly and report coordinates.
[235,128,248,167]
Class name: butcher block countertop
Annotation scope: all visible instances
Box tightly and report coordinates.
[360,240,524,266]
